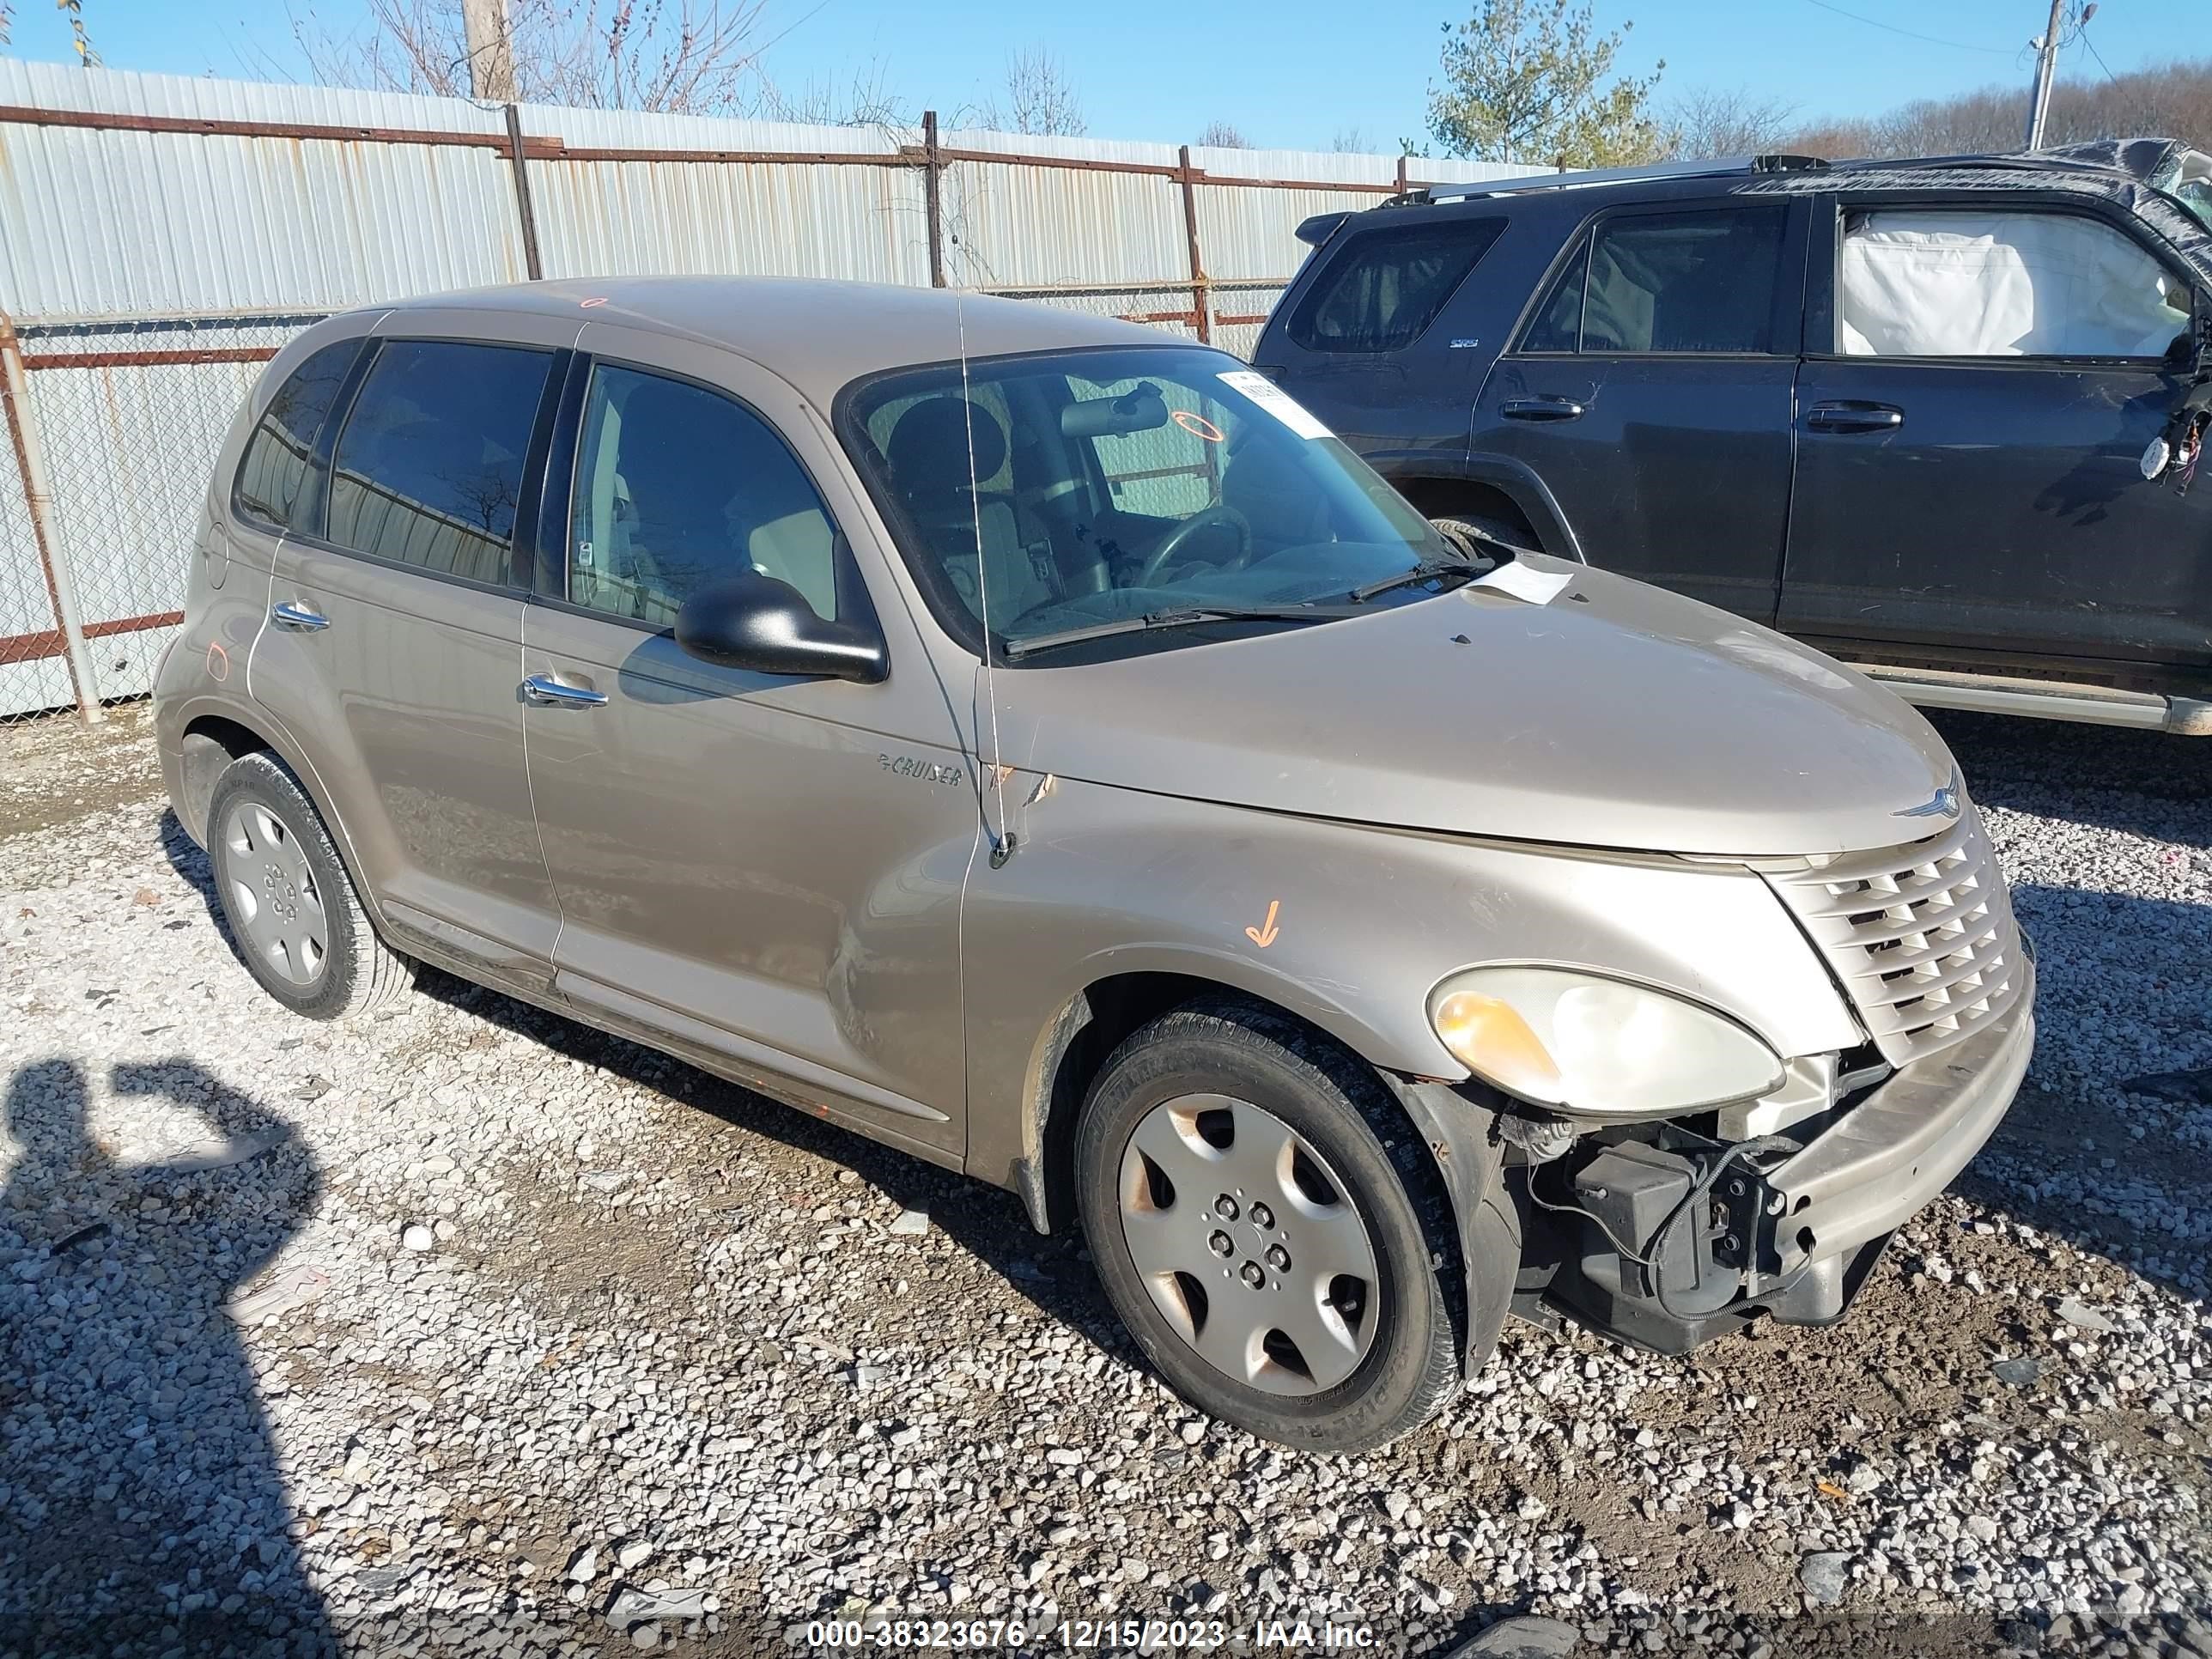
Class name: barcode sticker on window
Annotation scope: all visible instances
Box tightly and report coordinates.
[1217,370,1332,441]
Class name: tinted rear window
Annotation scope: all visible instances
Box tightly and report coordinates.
[233,340,359,529]
[324,340,553,585]
[1288,217,1505,352]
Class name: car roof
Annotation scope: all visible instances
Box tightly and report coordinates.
[361,276,1179,406]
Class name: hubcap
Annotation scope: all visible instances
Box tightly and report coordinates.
[221,801,329,987]
[1116,1093,1381,1397]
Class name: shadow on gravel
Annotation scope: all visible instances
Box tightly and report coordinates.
[0,1056,332,1656]
[409,964,1142,1365]
[1929,708,2212,839]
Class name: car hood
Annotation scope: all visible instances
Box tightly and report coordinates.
[997,558,1960,858]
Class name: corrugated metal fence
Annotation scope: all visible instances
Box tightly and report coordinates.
[0,58,1534,721]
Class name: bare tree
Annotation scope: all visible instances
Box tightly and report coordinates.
[981,46,1085,137]
[286,0,774,114]
[756,60,908,127]
[1330,125,1373,153]
[1790,56,2211,160]
[1660,86,1798,159]
[1195,120,1250,149]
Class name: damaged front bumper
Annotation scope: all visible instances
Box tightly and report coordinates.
[1525,957,2036,1353]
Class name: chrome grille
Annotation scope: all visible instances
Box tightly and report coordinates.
[1765,805,2026,1066]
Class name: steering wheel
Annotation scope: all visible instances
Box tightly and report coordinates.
[1136,503,1254,586]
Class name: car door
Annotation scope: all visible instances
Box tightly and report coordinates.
[253,315,567,975]
[1782,194,2210,672]
[1470,198,1807,623]
[520,325,974,1160]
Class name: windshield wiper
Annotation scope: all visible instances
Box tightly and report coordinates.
[1004,603,1357,660]
[1346,555,1485,604]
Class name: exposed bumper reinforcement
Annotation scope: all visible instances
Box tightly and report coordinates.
[1771,956,2035,1268]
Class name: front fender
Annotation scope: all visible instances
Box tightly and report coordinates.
[960,775,1861,1198]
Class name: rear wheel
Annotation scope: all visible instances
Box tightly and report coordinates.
[1076,1003,1461,1452]
[206,751,412,1020]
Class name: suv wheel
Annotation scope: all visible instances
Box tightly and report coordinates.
[1431,512,1534,562]
[1076,1002,1464,1452]
[206,751,412,1019]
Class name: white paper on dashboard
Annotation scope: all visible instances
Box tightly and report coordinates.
[1217,370,1333,440]
[1469,561,1574,605]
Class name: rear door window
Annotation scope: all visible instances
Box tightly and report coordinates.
[324,339,554,586]
[1289,217,1505,352]
[1833,207,2191,358]
[233,340,360,530]
[1519,205,1790,355]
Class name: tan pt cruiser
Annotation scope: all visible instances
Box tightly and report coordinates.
[155,277,2036,1451]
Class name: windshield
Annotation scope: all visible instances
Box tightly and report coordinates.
[839,344,1451,659]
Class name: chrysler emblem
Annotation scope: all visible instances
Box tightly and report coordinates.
[1894,774,1962,819]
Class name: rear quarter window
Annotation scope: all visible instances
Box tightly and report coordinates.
[1288,216,1506,353]
[232,340,361,530]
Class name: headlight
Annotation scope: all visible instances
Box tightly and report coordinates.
[1427,966,1784,1120]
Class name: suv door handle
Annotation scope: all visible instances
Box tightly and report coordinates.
[520,673,607,708]
[1501,398,1586,422]
[270,600,330,631]
[1806,401,1905,434]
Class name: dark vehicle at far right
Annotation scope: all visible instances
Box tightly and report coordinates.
[1257,138,2212,734]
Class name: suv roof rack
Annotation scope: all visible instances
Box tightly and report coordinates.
[1418,153,1829,205]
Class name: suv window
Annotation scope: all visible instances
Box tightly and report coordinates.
[325,339,552,586]
[568,363,842,628]
[1836,207,2192,358]
[234,340,359,529]
[1522,206,1788,355]
[1289,218,1504,352]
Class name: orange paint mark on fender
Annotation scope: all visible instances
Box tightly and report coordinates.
[1244,899,1280,948]
[204,640,229,683]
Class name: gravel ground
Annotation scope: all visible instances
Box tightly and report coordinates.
[0,708,2206,1659]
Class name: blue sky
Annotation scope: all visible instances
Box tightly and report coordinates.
[2,0,2182,153]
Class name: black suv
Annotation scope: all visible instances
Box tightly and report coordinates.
[1256,139,2212,734]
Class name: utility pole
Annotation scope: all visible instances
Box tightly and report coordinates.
[461,0,517,103]
[2023,0,2067,150]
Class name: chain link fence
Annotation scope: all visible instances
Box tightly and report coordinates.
[1,313,329,724]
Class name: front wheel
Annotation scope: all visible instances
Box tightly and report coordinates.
[1075,1003,1462,1452]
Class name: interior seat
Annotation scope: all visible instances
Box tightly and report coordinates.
[885,396,1059,624]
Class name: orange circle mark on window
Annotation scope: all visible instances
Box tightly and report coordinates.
[1170,410,1224,443]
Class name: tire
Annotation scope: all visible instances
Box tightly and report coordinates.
[1075,1000,1463,1452]
[205,750,413,1020]
[1431,512,1537,562]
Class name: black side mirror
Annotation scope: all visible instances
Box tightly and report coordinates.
[674,573,888,683]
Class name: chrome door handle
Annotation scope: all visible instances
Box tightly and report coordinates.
[270,601,329,631]
[520,673,607,708]
[1501,397,1586,422]
[1806,402,1905,434]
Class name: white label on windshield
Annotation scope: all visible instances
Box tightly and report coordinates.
[1218,370,1332,441]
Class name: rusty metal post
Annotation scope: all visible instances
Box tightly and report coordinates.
[922,110,946,288]
[1395,154,1409,198]
[503,102,544,281]
[1178,145,1211,343]
[0,312,102,725]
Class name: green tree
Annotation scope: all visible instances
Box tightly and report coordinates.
[1425,0,1663,168]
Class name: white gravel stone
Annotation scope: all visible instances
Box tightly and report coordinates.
[2,708,2208,1656]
